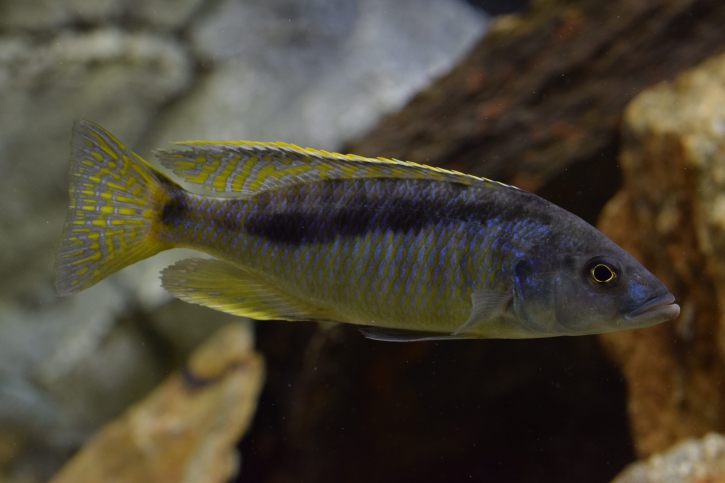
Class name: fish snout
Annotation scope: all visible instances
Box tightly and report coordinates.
[626,292,680,323]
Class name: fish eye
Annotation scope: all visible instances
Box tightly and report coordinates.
[584,257,621,286]
[591,264,617,283]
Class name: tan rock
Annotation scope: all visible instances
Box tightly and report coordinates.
[611,433,725,483]
[599,51,725,457]
[48,323,264,483]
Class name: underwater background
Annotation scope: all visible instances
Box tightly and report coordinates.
[1,0,724,481]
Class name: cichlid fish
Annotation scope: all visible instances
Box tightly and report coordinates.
[55,120,679,341]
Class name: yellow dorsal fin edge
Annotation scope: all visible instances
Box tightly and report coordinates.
[155,139,518,194]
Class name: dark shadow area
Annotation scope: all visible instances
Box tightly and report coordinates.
[536,142,622,226]
[238,321,634,483]
[466,0,530,15]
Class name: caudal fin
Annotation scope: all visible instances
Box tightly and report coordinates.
[55,120,174,296]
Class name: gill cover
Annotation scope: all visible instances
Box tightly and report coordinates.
[512,258,559,336]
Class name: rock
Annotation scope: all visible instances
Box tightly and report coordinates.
[611,433,725,483]
[0,0,204,30]
[36,319,168,429]
[0,377,86,483]
[129,0,205,30]
[598,51,725,457]
[0,283,170,481]
[0,0,124,30]
[149,0,487,149]
[190,0,358,62]
[48,323,263,483]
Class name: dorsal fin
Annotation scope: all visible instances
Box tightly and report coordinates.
[154,140,516,195]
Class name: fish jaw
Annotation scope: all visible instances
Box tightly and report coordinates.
[625,292,680,326]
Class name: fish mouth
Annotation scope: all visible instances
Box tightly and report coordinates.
[626,293,680,322]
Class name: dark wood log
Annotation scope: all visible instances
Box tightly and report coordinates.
[347,0,725,194]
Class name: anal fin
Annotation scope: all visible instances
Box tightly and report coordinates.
[161,258,325,321]
[359,327,475,342]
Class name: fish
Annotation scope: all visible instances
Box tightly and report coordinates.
[54,120,680,341]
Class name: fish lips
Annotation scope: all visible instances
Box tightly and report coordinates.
[625,292,680,324]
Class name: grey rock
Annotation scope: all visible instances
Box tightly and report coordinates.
[128,0,207,30]
[0,378,80,483]
[150,0,488,149]
[0,0,205,30]
[191,0,357,63]
[612,433,725,483]
[0,0,125,30]
[0,281,150,481]
[0,283,125,383]
[0,278,158,429]
[36,320,167,429]
[0,377,84,449]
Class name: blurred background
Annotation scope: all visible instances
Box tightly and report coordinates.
[1,0,725,481]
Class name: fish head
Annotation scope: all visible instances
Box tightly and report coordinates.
[512,246,680,336]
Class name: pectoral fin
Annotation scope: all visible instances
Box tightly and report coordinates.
[452,288,513,336]
[161,258,327,321]
[359,327,475,342]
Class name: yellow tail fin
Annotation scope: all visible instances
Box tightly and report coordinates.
[55,120,174,296]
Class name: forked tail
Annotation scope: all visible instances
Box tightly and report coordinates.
[55,120,177,295]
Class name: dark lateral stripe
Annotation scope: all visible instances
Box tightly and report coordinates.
[241,178,551,245]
